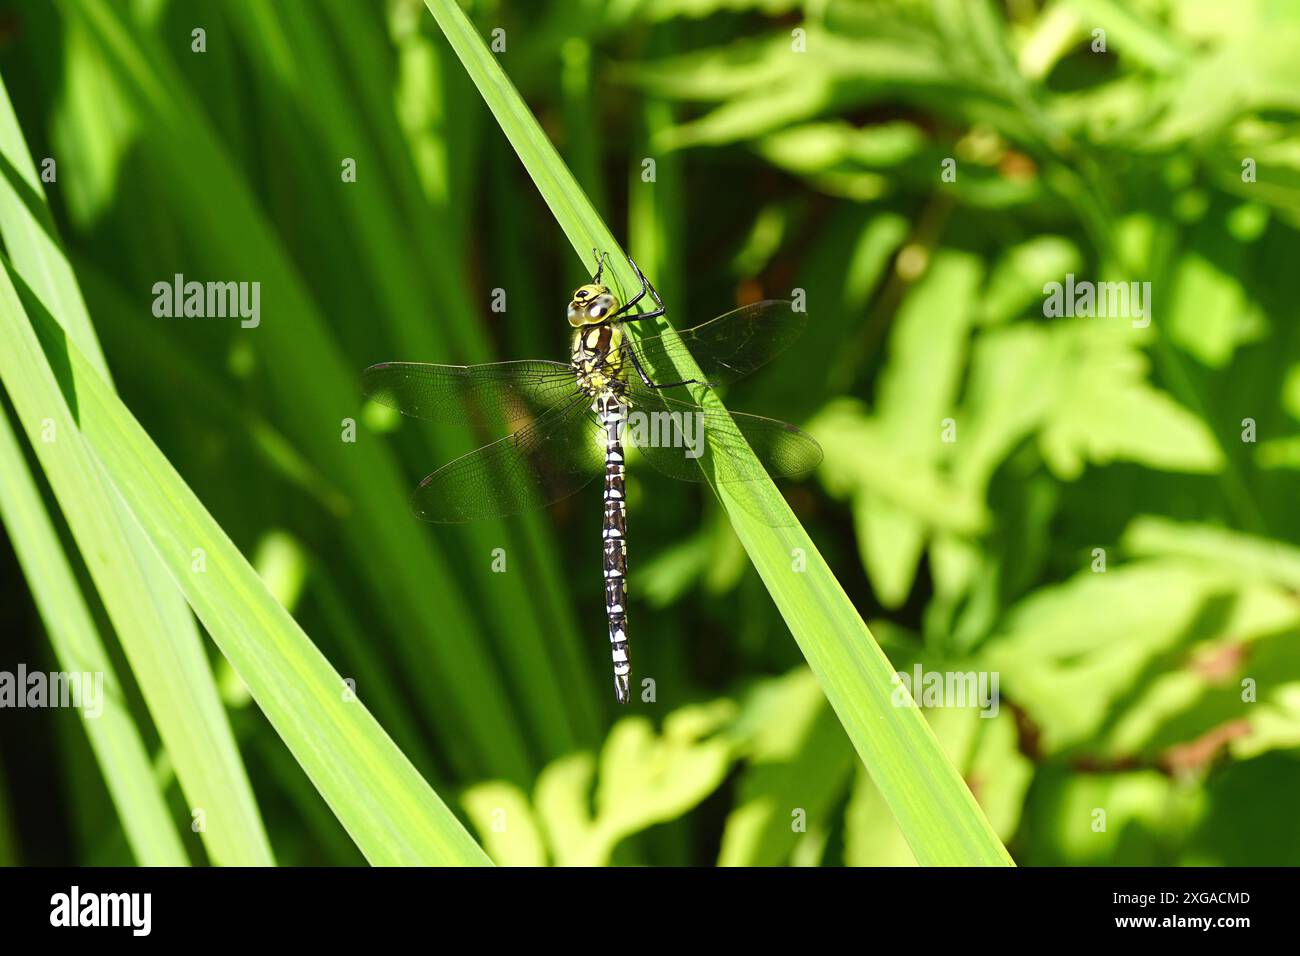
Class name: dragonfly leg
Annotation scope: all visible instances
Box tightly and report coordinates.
[591,248,610,284]
[625,338,712,390]
[618,307,665,324]
[614,256,666,323]
[615,259,702,386]
[610,255,652,318]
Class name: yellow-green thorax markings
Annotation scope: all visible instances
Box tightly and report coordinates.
[569,283,628,398]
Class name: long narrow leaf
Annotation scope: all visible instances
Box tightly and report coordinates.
[0,75,271,865]
[0,411,186,865]
[0,259,492,867]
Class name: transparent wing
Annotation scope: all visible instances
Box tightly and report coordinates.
[620,300,806,386]
[411,394,604,523]
[362,360,578,428]
[621,378,822,485]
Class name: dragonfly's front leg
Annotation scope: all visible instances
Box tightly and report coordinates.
[590,247,610,284]
[611,256,665,323]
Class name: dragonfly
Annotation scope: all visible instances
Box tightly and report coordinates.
[361,253,821,704]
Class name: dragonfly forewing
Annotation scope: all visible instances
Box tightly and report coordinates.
[410,395,605,522]
[362,359,579,429]
[620,300,805,387]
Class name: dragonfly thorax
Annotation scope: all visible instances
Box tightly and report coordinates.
[567,283,621,327]
[572,321,627,397]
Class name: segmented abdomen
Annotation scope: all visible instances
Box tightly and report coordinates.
[595,391,631,704]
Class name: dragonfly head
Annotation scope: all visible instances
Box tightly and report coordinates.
[568,284,620,327]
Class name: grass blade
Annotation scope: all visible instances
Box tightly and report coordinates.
[425,0,1011,865]
[0,259,492,867]
[0,410,186,865]
[0,75,271,865]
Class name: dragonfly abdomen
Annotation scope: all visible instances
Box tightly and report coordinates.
[596,390,631,704]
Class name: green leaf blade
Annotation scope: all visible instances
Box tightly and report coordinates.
[0,73,272,867]
[0,261,490,867]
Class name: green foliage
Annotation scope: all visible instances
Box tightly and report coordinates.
[0,74,270,866]
[0,255,490,865]
[465,699,738,866]
[719,669,856,866]
[1,0,1299,866]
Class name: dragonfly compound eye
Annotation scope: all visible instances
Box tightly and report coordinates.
[589,293,616,319]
